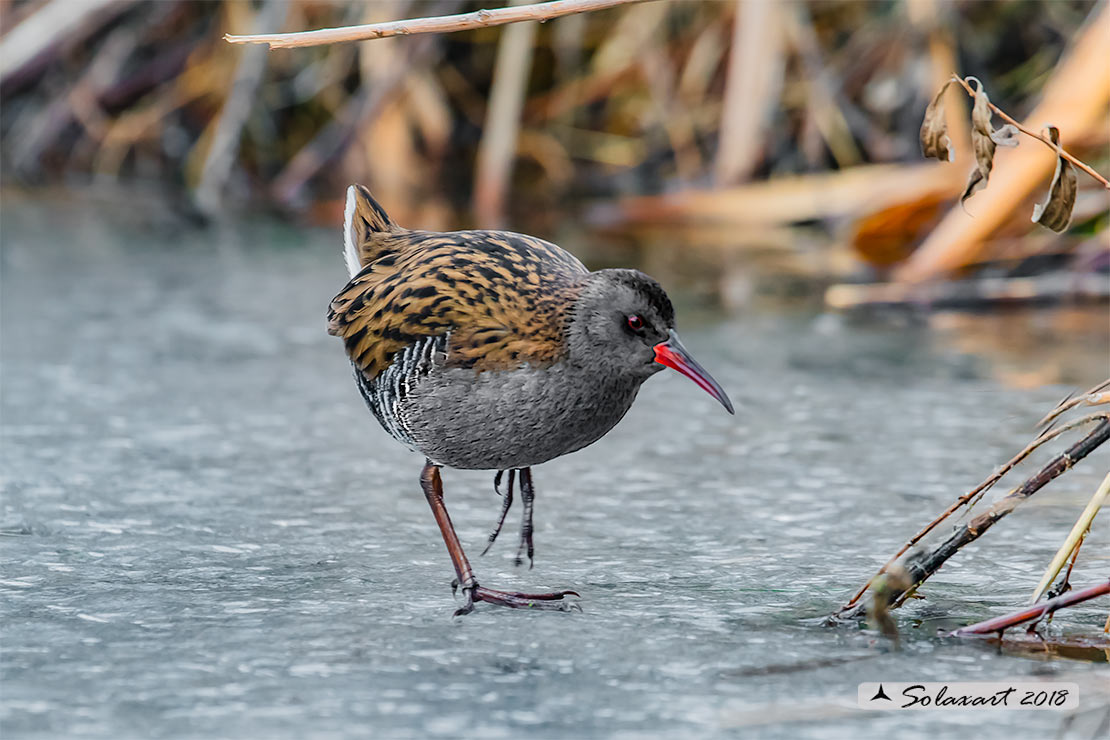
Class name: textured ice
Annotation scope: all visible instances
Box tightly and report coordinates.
[2,198,1108,739]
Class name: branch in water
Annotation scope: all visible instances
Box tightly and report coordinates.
[836,395,1110,616]
[951,579,1110,636]
[833,413,1110,621]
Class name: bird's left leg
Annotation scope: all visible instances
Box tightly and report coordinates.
[481,469,515,556]
[515,467,536,568]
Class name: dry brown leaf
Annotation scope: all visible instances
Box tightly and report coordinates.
[1032,125,1078,232]
[897,4,1110,283]
[960,77,996,206]
[920,79,954,162]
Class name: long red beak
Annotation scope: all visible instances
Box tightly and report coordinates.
[653,330,734,414]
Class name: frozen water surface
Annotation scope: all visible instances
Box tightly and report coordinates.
[2,196,1108,739]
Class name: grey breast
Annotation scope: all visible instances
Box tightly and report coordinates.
[358,336,643,470]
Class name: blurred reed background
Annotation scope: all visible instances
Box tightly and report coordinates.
[1,0,1107,323]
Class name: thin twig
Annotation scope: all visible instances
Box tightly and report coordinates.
[1034,528,1089,635]
[950,579,1110,637]
[838,412,1110,613]
[224,0,651,49]
[1038,378,1110,430]
[1058,529,1086,593]
[951,74,1110,190]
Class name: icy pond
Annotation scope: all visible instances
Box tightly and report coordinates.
[2,195,1108,739]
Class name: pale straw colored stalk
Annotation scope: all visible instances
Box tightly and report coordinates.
[1030,471,1110,603]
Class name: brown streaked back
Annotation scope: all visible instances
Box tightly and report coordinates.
[328,227,589,382]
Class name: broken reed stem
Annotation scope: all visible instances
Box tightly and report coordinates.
[1029,469,1109,603]
[950,579,1110,637]
[950,74,1110,190]
[838,413,1109,613]
[224,0,651,49]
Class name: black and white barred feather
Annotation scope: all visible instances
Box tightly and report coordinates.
[354,334,447,450]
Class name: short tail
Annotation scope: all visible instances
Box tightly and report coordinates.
[343,184,398,277]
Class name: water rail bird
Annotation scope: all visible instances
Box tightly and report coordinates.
[328,185,733,615]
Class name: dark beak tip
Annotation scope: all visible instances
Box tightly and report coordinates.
[714,392,736,415]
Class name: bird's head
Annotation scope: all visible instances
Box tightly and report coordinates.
[569,269,733,414]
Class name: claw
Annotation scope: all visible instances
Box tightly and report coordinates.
[452,584,476,617]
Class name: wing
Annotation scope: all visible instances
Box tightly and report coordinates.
[327,229,588,382]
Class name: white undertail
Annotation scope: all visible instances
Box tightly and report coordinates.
[342,185,360,278]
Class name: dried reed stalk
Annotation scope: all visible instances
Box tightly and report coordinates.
[225,0,651,49]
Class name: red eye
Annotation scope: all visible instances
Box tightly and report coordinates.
[626,315,644,331]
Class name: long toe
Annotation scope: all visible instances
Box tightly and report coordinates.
[470,585,581,612]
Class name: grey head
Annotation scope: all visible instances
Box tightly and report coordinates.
[568,269,734,414]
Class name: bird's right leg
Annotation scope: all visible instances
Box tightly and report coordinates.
[419,461,578,616]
